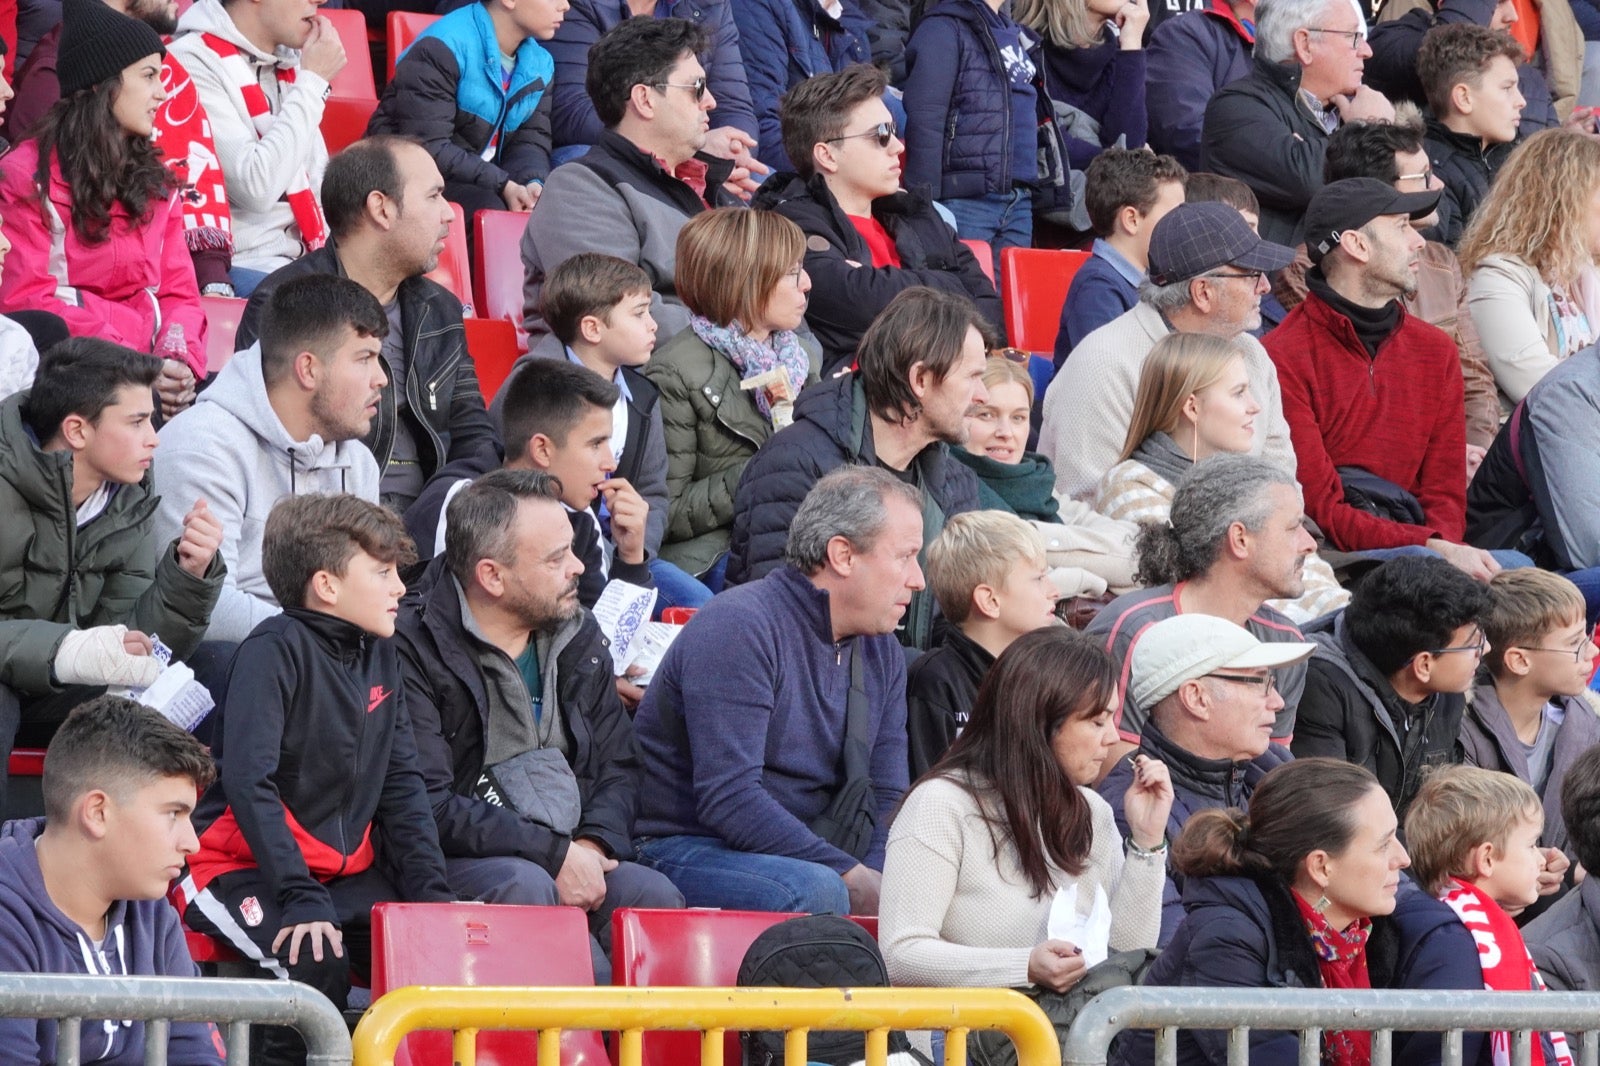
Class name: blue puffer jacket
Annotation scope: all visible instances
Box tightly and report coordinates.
[1144,0,1253,170]
[368,3,554,191]
[902,0,1029,200]
[731,0,872,169]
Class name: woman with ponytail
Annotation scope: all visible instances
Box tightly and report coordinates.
[1113,758,1484,1066]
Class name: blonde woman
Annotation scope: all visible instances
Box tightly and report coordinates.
[1460,128,1600,410]
[1091,333,1348,622]
[1013,0,1150,169]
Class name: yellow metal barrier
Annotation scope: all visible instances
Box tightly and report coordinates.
[351,986,1059,1066]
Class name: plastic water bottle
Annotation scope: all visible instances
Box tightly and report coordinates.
[160,323,187,363]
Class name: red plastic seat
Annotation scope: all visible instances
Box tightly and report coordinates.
[464,317,520,403]
[322,9,377,101]
[184,929,242,965]
[372,902,607,1066]
[386,11,441,78]
[960,238,995,283]
[320,95,374,157]
[200,294,247,374]
[7,748,43,778]
[999,247,1091,355]
[472,208,530,351]
[425,202,473,314]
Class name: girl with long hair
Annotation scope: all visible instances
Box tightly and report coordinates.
[1013,0,1150,170]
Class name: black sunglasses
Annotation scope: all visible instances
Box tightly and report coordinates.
[827,122,899,149]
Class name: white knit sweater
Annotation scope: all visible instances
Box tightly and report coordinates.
[879,776,1165,989]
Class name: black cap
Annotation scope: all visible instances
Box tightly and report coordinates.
[58,0,166,98]
[1146,201,1297,286]
[1303,178,1442,265]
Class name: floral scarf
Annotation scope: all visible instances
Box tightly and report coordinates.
[689,315,809,423]
[1293,889,1372,1066]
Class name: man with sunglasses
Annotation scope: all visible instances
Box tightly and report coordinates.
[1101,613,1313,944]
[1294,555,1491,818]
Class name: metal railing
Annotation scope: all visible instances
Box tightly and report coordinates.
[351,986,1058,1066]
[1062,986,1600,1066]
[0,973,351,1066]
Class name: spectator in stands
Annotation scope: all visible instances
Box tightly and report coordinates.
[0,697,222,1066]
[1417,25,1525,246]
[1200,0,1396,244]
[177,494,453,1066]
[0,340,223,812]
[953,357,1140,599]
[1092,333,1348,623]
[642,210,818,591]
[1088,455,1315,762]
[1039,201,1296,500]
[395,470,682,984]
[1321,118,1501,455]
[546,0,758,164]
[907,510,1061,777]
[753,63,1004,375]
[902,0,1039,266]
[1463,570,1600,870]
[236,137,501,515]
[1115,757,1483,1066]
[1144,0,1255,169]
[1267,178,1498,574]
[167,0,345,295]
[154,276,386,644]
[725,287,986,650]
[881,627,1171,1009]
[1054,149,1188,367]
[491,252,668,563]
[1460,128,1600,410]
[1182,171,1298,332]
[1526,744,1600,989]
[367,0,562,217]
[521,18,740,344]
[634,466,917,915]
[1294,555,1490,817]
[1015,0,1152,172]
[729,0,870,170]
[1099,613,1308,942]
[0,0,209,410]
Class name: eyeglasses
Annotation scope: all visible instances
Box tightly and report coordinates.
[1204,269,1267,282]
[826,122,900,149]
[1307,26,1368,47]
[1515,632,1596,662]
[1426,628,1487,658]
[1396,166,1435,186]
[652,77,708,101]
[1207,672,1279,696]
[784,265,806,287]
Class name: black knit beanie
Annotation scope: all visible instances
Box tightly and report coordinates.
[58,0,167,97]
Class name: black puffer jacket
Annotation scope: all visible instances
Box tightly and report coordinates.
[394,560,643,875]
[1421,117,1517,247]
[753,172,1005,373]
[236,243,503,486]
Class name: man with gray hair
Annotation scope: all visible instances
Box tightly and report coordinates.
[394,469,683,983]
[634,466,918,916]
[1040,202,1299,500]
[1087,454,1318,768]
[1200,0,1395,245]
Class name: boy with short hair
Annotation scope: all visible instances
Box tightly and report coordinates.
[176,494,452,1066]
[1406,765,1574,1062]
[1054,149,1188,367]
[907,510,1060,776]
[1418,24,1527,245]
[0,696,222,1066]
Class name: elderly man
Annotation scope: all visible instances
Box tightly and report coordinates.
[633,466,917,916]
[1200,0,1395,244]
[1039,202,1297,500]
[1099,613,1311,941]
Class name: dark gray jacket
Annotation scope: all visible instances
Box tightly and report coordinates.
[1526,873,1600,991]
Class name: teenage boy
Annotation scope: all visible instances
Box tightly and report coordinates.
[368,0,566,217]
[0,696,222,1066]
[1418,24,1526,246]
[0,340,224,810]
[175,494,453,1066]
[1406,766,1573,1061]
[490,252,667,557]
[907,510,1061,777]
[1054,150,1188,368]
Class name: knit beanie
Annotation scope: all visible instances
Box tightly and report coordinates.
[58,0,167,97]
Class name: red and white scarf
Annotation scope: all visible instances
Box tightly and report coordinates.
[1439,877,1574,1066]
[197,33,326,251]
[151,51,234,260]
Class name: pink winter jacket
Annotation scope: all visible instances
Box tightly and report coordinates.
[0,141,208,375]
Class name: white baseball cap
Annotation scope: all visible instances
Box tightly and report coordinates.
[1130,614,1315,710]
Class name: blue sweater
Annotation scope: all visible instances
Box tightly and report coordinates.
[633,565,910,872]
[0,819,221,1066]
[1054,239,1142,367]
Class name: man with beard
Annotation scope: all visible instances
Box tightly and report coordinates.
[236,138,502,515]
[394,468,682,983]
[1266,177,1501,580]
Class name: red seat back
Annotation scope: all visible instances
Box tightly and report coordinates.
[319,95,373,158]
[960,238,995,283]
[372,902,607,1066]
[999,247,1091,354]
[472,208,530,351]
[425,202,474,313]
[200,294,247,374]
[464,317,520,403]
[386,11,442,78]
[322,9,377,100]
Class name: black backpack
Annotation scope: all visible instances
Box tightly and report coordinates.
[735,915,919,1066]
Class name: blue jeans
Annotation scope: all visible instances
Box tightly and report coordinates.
[636,835,850,914]
[940,188,1033,276]
[227,266,270,298]
[649,558,714,614]
[1356,546,1534,570]
[1560,566,1600,630]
